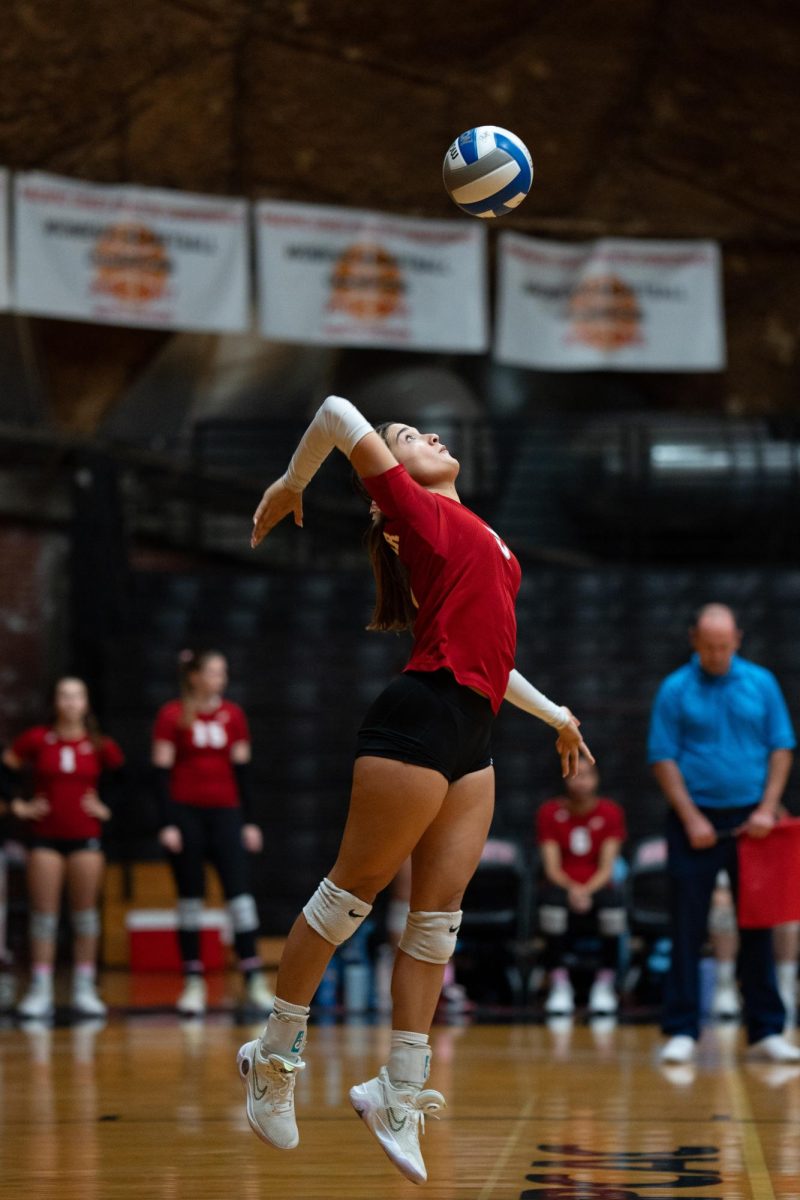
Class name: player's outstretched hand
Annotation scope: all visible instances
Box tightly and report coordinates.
[555,711,595,779]
[251,478,304,548]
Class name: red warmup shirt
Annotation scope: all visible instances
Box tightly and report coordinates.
[363,465,522,713]
[536,797,627,884]
[11,726,124,840]
[153,699,249,808]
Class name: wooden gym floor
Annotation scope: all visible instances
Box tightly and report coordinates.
[1,974,799,1199]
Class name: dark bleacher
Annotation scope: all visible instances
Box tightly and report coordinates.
[103,561,800,936]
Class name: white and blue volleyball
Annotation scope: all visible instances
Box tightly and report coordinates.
[442,126,533,218]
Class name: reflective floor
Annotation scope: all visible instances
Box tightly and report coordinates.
[1,976,799,1199]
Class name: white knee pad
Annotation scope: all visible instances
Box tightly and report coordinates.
[539,904,568,935]
[303,877,372,946]
[598,907,627,936]
[228,893,259,933]
[71,908,100,937]
[30,911,59,941]
[399,910,462,964]
[177,898,204,931]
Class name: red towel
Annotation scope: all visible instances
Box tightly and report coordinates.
[737,817,800,928]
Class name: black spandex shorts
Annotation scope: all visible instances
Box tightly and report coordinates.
[355,669,495,783]
[29,836,103,856]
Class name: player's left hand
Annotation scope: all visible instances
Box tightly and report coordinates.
[741,806,777,839]
[81,790,111,821]
[242,823,263,853]
[252,479,304,547]
[555,710,595,779]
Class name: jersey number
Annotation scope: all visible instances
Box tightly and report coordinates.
[485,525,511,560]
[59,746,77,774]
[191,721,227,749]
[569,827,592,857]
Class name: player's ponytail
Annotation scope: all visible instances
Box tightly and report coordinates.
[355,423,417,634]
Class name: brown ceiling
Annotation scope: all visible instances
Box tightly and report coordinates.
[1,0,799,423]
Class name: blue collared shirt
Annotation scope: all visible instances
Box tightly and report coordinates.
[647,653,796,809]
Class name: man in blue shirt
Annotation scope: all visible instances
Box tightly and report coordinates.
[648,603,798,1064]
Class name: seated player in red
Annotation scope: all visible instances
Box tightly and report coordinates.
[0,676,124,1019]
[536,758,627,1015]
[152,648,273,1016]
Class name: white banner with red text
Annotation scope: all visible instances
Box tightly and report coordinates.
[495,233,725,371]
[13,172,250,332]
[255,200,488,352]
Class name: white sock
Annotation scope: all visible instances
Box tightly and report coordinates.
[32,963,53,988]
[388,1030,430,1090]
[74,962,96,983]
[260,996,310,1062]
[716,960,736,987]
[777,962,797,999]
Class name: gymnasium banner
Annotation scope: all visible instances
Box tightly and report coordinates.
[0,169,9,310]
[495,234,725,371]
[13,172,249,332]
[255,200,488,352]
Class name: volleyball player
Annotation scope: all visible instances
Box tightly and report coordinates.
[237,395,592,1185]
[0,677,123,1019]
[152,649,273,1016]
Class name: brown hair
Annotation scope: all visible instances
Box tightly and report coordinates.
[53,676,104,750]
[178,649,226,727]
[356,423,417,634]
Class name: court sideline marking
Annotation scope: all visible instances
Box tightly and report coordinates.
[723,1066,777,1200]
[477,1098,535,1200]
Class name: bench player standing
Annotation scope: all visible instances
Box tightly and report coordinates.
[0,676,123,1019]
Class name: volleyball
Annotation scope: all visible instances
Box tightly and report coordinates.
[442,126,533,218]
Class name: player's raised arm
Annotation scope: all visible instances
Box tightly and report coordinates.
[251,396,397,547]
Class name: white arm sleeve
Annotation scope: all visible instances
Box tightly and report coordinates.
[282,395,374,493]
[504,668,570,730]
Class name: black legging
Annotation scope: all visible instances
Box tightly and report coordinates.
[166,804,258,972]
[538,882,626,971]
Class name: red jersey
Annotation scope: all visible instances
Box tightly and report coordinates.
[536,797,627,884]
[11,726,124,840]
[153,699,249,808]
[363,465,521,713]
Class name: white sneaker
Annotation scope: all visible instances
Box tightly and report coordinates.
[588,978,618,1014]
[72,976,107,1018]
[660,1035,697,1064]
[176,975,207,1016]
[245,973,275,1014]
[237,1038,304,1150]
[350,1065,446,1185]
[545,977,575,1015]
[749,1034,800,1062]
[17,976,55,1020]
[710,983,741,1018]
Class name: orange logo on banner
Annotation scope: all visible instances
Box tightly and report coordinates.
[568,274,641,351]
[92,223,170,304]
[328,243,405,321]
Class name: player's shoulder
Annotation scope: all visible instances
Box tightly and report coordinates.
[658,662,694,694]
[15,724,50,746]
[536,797,563,822]
[596,797,624,819]
[736,656,778,687]
[155,699,182,722]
